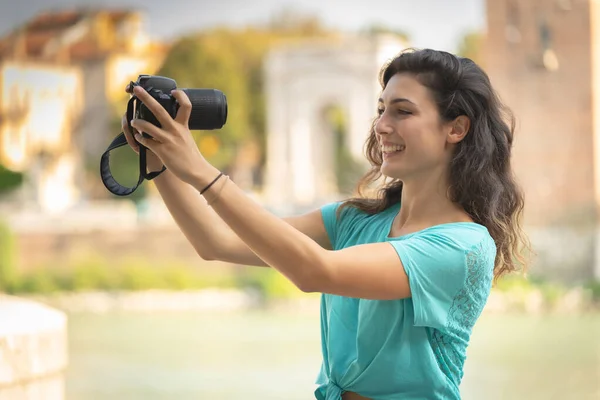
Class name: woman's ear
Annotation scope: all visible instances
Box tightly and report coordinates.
[447,115,470,144]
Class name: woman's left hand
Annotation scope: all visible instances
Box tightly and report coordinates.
[130,85,211,185]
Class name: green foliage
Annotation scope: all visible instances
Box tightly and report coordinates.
[495,273,600,311]
[538,281,566,307]
[235,267,303,300]
[0,221,18,293]
[584,280,600,303]
[0,249,301,302]
[16,270,60,294]
[8,258,239,295]
[70,255,123,291]
[0,164,23,195]
[494,273,535,292]
[326,106,366,195]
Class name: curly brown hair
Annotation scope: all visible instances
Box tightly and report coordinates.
[340,48,531,282]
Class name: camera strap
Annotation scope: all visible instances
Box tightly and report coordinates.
[100,96,166,196]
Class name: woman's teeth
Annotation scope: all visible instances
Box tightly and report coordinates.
[381,144,405,153]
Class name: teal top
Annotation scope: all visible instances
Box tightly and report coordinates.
[314,201,496,400]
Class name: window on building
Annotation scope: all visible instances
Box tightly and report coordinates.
[538,17,559,71]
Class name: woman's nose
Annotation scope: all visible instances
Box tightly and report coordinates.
[375,117,391,136]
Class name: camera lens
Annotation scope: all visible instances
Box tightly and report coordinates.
[183,89,228,130]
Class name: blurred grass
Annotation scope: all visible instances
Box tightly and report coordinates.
[4,258,234,294]
[3,256,599,309]
[0,257,304,301]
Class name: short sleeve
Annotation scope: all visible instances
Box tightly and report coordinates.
[320,202,342,249]
[389,232,472,329]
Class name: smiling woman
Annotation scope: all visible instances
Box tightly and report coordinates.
[121,47,530,400]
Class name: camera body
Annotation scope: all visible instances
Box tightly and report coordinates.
[133,74,228,130]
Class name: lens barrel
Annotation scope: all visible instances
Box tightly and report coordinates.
[183,89,228,130]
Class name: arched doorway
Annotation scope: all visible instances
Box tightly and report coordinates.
[263,34,407,211]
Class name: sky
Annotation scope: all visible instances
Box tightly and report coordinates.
[0,0,485,52]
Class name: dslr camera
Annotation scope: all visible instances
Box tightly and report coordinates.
[100,74,228,196]
[132,74,228,131]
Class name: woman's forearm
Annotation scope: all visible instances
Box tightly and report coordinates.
[190,166,328,291]
[151,168,238,260]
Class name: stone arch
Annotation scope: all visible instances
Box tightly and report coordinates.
[263,34,407,211]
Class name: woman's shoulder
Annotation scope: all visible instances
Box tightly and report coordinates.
[387,220,495,264]
[322,199,399,220]
[400,222,497,269]
[424,222,494,248]
[321,200,398,247]
[415,221,493,241]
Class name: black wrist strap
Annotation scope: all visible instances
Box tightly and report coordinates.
[100,94,166,196]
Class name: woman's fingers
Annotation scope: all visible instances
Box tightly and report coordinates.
[122,114,139,154]
[133,132,159,154]
[132,86,175,130]
[171,90,192,126]
[131,119,170,143]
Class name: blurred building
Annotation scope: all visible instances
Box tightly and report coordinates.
[263,34,408,212]
[485,0,599,281]
[0,8,169,212]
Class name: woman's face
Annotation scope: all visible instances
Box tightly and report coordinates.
[375,73,459,182]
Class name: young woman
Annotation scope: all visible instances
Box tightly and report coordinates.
[122,48,529,400]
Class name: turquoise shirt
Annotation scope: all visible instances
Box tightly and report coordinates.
[315,201,496,400]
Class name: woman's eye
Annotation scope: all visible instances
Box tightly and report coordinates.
[377,108,411,116]
[377,108,412,116]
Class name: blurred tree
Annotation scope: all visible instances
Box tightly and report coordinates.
[457,31,485,65]
[156,14,335,176]
[158,33,251,169]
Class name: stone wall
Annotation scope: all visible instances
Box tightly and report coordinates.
[0,295,68,400]
[15,225,207,271]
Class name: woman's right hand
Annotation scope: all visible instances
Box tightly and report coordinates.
[122,83,164,171]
